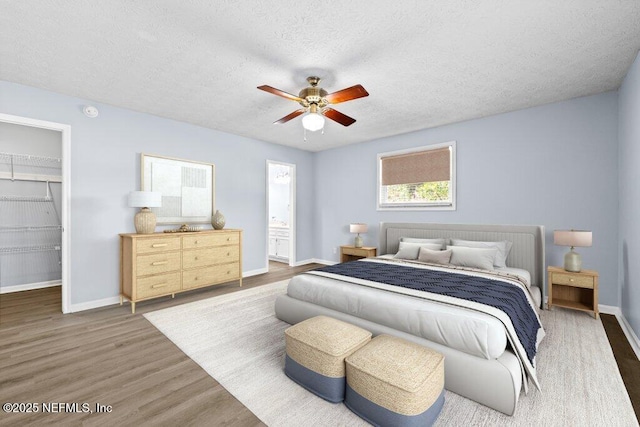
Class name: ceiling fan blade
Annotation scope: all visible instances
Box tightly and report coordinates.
[322,108,356,127]
[324,84,369,104]
[274,109,306,124]
[257,85,303,102]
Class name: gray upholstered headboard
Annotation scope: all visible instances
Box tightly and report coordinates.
[379,222,546,301]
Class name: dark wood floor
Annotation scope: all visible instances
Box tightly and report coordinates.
[1,262,638,426]
[601,313,640,421]
[0,261,319,427]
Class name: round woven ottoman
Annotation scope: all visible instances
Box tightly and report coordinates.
[284,315,372,403]
[345,334,445,427]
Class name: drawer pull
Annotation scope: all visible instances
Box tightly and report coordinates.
[227,252,230,256]
[570,278,574,282]
[194,277,198,281]
[227,271,231,274]
[151,283,168,289]
[195,256,199,260]
[152,261,168,266]
[227,237,231,241]
[152,243,168,248]
[195,240,199,244]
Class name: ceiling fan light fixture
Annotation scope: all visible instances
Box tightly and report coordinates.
[302,112,325,132]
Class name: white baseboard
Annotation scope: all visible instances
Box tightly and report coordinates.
[311,258,338,266]
[291,258,337,267]
[599,304,620,315]
[0,280,61,294]
[243,267,268,278]
[70,296,121,313]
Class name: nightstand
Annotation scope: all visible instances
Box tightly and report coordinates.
[547,266,599,319]
[340,245,377,263]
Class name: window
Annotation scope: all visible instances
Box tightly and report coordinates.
[377,141,456,210]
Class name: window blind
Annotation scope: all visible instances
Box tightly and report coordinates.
[380,147,450,186]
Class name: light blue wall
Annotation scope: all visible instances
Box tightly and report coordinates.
[0,80,627,312]
[618,51,640,338]
[314,92,620,305]
[0,81,315,305]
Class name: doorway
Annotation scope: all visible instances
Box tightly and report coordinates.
[266,160,296,269]
[0,113,71,313]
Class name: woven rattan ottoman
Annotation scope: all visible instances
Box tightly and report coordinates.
[345,335,445,427]
[284,315,372,402]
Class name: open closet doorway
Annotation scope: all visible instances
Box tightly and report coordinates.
[0,113,71,314]
[266,160,296,269]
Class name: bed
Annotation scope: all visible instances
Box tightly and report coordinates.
[274,222,546,415]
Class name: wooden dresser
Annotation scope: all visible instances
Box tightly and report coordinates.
[120,229,242,313]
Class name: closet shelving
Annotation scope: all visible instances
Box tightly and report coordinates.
[0,152,62,288]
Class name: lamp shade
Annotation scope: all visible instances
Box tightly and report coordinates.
[302,113,325,132]
[128,191,162,208]
[554,230,592,247]
[350,223,368,234]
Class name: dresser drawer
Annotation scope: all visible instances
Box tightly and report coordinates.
[183,246,240,269]
[182,232,239,249]
[136,251,181,276]
[135,237,182,254]
[136,272,181,299]
[552,273,594,289]
[182,262,240,290]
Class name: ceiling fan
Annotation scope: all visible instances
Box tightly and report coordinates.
[257,76,369,132]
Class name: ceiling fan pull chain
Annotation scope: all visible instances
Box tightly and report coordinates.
[303,128,307,142]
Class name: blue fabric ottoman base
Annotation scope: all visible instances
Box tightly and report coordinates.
[284,354,346,403]
[344,383,445,427]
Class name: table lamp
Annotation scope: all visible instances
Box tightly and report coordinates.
[350,223,368,248]
[128,191,162,234]
[553,229,592,272]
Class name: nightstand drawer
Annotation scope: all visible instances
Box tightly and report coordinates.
[342,247,371,257]
[552,273,594,289]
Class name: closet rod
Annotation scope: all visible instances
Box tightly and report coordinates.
[0,175,62,183]
[0,245,61,254]
[0,225,63,231]
[0,195,53,202]
[0,151,61,163]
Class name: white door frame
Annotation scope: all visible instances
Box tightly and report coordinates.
[0,113,72,313]
[266,160,296,268]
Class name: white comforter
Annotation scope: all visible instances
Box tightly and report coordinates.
[288,257,545,390]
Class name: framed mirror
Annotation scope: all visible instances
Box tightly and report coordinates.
[141,153,215,224]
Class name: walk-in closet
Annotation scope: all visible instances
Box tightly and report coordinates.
[0,122,63,296]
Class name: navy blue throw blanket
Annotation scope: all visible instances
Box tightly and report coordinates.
[316,261,541,364]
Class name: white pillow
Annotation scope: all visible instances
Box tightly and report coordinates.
[447,245,497,270]
[450,239,513,268]
[401,237,447,249]
[394,242,443,260]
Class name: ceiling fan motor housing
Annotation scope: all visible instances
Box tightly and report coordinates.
[298,86,328,108]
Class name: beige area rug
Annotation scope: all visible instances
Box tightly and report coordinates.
[144,281,638,427]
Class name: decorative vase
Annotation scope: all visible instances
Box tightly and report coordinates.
[212,210,226,230]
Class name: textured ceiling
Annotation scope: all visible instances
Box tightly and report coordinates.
[1,1,639,152]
